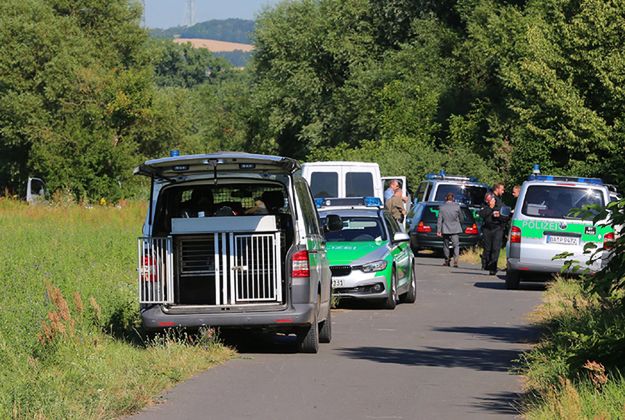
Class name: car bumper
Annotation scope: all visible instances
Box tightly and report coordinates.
[410,233,480,250]
[332,269,388,299]
[507,257,604,274]
[140,303,316,331]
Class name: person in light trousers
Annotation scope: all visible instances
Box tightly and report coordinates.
[437,192,462,267]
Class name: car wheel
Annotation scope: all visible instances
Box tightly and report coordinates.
[298,309,319,353]
[506,269,521,290]
[400,262,417,304]
[384,269,398,309]
[318,306,332,343]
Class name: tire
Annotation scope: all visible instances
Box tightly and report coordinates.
[506,269,521,290]
[400,263,417,304]
[298,310,319,353]
[318,306,332,343]
[384,269,398,309]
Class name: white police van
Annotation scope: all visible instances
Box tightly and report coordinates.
[505,168,615,289]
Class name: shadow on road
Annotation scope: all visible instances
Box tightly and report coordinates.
[474,281,546,291]
[433,325,540,344]
[337,346,519,372]
[472,391,523,415]
[219,331,300,354]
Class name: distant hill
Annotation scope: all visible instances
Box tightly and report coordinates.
[150,18,255,45]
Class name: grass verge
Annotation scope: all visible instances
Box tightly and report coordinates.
[0,199,235,419]
[459,246,507,269]
[519,277,625,419]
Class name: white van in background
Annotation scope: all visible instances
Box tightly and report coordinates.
[302,162,384,200]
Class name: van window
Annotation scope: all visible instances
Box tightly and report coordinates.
[345,172,374,197]
[521,186,605,219]
[310,172,338,198]
[295,178,322,236]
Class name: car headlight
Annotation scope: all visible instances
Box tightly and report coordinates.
[360,260,388,273]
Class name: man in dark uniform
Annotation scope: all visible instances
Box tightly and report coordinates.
[480,183,507,275]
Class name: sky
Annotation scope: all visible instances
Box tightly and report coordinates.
[143,0,283,29]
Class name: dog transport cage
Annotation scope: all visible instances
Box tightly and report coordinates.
[138,215,283,306]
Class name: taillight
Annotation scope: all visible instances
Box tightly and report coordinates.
[464,223,479,235]
[416,221,432,233]
[141,255,157,282]
[510,226,521,243]
[292,250,310,278]
[604,232,615,250]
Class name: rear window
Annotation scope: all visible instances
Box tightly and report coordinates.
[346,172,374,197]
[420,205,473,223]
[421,205,440,222]
[521,185,605,219]
[434,184,487,207]
[310,172,338,198]
[153,183,289,234]
[322,216,386,242]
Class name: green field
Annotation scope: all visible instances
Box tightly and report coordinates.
[0,199,233,419]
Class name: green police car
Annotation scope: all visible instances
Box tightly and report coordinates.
[505,170,615,289]
[317,198,417,309]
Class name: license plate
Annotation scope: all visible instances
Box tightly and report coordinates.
[332,279,344,288]
[547,235,580,246]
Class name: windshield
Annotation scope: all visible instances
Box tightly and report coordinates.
[323,216,387,242]
[521,185,605,219]
[434,184,487,207]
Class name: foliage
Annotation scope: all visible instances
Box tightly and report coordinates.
[0,199,233,418]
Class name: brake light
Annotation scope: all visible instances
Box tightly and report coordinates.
[416,221,432,233]
[510,226,521,243]
[464,223,479,235]
[292,250,310,278]
[141,255,157,282]
[604,232,615,250]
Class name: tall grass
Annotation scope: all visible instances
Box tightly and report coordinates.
[0,199,233,419]
[521,278,625,419]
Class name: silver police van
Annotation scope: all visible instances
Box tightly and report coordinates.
[134,152,342,353]
[505,170,615,289]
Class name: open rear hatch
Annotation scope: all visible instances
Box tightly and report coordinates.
[134,152,300,179]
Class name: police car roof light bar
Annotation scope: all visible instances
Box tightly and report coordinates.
[315,196,383,209]
[528,174,604,185]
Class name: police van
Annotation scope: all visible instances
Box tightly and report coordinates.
[505,171,615,289]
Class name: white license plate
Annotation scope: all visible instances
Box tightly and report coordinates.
[547,235,580,246]
[332,279,344,288]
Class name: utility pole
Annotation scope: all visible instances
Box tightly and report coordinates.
[185,0,196,27]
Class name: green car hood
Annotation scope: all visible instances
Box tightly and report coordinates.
[326,241,391,266]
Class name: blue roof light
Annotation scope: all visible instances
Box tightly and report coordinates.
[314,198,325,208]
[363,197,383,207]
[528,174,604,185]
[170,149,180,157]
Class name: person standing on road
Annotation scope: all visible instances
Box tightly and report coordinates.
[480,183,507,275]
[437,192,462,267]
[386,188,406,223]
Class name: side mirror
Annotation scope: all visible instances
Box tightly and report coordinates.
[393,232,410,242]
[324,214,343,232]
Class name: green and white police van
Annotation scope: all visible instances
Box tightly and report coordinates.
[316,197,417,309]
[505,170,615,289]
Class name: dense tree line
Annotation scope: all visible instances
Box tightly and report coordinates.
[1,0,624,201]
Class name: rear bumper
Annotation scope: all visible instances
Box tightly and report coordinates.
[141,303,316,331]
[507,257,604,274]
[410,233,480,250]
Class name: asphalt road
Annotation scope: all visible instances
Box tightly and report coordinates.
[131,256,543,420]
